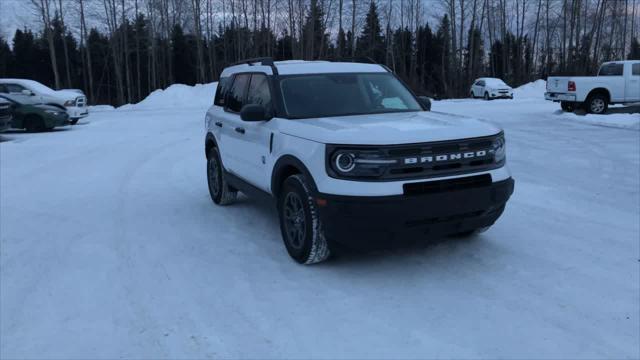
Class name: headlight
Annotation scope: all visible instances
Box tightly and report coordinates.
[44,110,60,115]
[327,147,398,178]
[63,100,75,107]
[491,135,506,164]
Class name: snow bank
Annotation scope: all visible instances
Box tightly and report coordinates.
[88,105,115,112]
[119,82,217,110]
[558,110,640,130]
[513,79,546,99]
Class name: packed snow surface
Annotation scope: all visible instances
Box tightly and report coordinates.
[1,81,639,358]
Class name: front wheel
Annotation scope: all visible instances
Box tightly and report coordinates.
[70,118,79,125]
[277,174,331,264]
[586,94,608,114]
[207,147,237,205]
[484,92,490,100]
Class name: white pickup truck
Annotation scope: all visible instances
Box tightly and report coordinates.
[0,79,89,124]
[545,60,640,114]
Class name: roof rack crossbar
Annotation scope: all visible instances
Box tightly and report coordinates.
[231,57,279,75]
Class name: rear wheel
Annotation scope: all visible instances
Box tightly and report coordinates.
[277,174,330,264]
[586,93,608,114]
[207,147,237,205]
[24,115,45,132]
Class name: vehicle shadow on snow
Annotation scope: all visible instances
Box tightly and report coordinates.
[227,195,492,267]
[1,128,74,135]
[567,104,640,115]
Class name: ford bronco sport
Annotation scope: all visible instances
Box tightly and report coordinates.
[204,58,514,264]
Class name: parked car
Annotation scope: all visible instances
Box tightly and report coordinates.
[0,94,70,132]
[0,79,88,124]
[545,60,640,114]
[0,98,12,132]
[470,78,514,100]
[204,58,514,264]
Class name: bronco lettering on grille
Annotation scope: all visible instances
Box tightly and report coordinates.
[404,150,487,165]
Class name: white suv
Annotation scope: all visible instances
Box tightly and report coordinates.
[0,79,89,124]
[204,59,514,264]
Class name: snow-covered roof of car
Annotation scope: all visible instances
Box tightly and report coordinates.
[220,60,388,77]
[0,78,58,95]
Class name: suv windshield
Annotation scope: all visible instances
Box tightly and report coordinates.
[279,73,422,119]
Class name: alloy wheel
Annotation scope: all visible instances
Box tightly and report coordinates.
[283,192,306,250]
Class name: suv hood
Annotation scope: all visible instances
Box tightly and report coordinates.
[277,111,502,145]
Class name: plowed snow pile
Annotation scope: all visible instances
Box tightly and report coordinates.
[119,82,217,110]
[513,79,547,99]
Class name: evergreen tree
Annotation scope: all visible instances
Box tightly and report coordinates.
[356,2,384,63]
[0,35,11,77]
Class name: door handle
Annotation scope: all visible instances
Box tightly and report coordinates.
[214,121,222,127]
[235,127,245,134]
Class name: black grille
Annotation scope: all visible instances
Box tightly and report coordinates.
[330,134,502,181]
[403,174,492,196]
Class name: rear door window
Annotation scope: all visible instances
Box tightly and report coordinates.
[598,63,623,76]
[5,84,26,93]
[226,74,250,113]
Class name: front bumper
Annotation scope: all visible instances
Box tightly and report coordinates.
[66,106,89,119]
[0,116,11,132]
[491,92,513,99]
[45,113,71,128]
[545,92,576,102]
[317,176,514,248]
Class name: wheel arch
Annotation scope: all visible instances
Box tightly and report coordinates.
[205,132,218,159]
[271,155,318,197]
[586,88,610,102]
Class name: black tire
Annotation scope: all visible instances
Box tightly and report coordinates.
[484,92,490,100]
[470,92,475,99]
[560,101,575,112]
[70,118,79,125]
[277,174,331,264]
[585,93,608,114]
[206,147,237,205]
[24,115,45,132]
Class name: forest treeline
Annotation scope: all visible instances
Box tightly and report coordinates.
[0,0,638,105]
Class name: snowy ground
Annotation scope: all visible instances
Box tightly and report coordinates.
[1,82,639,359]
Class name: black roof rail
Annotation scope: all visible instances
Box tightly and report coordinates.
[231,57,279,75]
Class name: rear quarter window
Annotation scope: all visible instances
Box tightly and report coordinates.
[214,77,230,106]
[632,63,640,76]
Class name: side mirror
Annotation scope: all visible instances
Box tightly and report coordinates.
[417,96,431,111]
[21,89,34,96]
[240,104,271,122]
